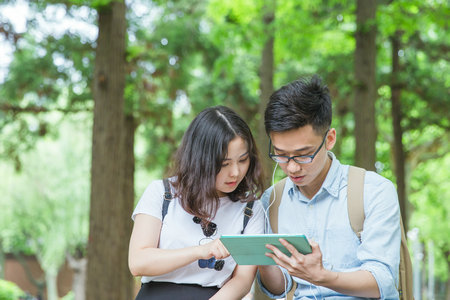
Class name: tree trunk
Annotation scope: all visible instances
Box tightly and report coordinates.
[86,1,133,299]
[257,0,276,187]
[254,2,275,299]
[45,270,58,300]
[390,31,409,230]
[67,253,87,300]
[354,0,377,170]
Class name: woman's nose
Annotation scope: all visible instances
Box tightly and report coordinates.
[229,163,239,177]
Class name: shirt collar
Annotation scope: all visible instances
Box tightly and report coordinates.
[321,151,342,198]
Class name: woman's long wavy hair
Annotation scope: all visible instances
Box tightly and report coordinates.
[170,106,264,221]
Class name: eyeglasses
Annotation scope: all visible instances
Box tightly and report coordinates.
[269,130,329,164]
[193,216,224,271]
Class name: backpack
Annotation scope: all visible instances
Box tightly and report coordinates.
[255,166,413,300]
[161,178,254,233]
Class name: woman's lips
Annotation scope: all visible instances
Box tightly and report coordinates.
[226,181,237,187]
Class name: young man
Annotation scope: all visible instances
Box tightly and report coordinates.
[257,75,401,299]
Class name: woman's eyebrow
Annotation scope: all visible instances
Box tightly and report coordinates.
[240,151,249,157]
[223,151,249,161]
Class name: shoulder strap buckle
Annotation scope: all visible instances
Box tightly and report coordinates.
[244,205,253,217]
[164,192,172,201]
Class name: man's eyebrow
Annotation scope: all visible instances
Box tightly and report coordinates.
[223,151,249,161]
[273,145,313,152]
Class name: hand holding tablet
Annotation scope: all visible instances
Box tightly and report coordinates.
[220,234,312,265]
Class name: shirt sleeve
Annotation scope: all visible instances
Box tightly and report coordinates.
[256,267,293,299]
[131,179,165,221]
[358,172,401,299]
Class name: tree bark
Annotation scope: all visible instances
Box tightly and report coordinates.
[86,1,133,299]
[257,0,276,187]
[254,2,275,299]
[354,0,377,170]
[390,31,409,230]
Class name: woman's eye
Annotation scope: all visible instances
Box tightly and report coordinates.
[221,163,229,167]
[239,157,249,163]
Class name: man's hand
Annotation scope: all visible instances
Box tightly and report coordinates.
[265,238,336,285]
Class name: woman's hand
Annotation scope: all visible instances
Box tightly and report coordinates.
[197,238,230,260]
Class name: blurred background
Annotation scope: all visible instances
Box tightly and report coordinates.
[0,0,448,299]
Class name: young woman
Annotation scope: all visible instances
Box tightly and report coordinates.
[129,106,265,300]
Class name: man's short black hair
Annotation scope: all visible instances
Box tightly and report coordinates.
[264,75,332,135]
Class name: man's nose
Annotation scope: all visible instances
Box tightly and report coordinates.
[286,159,301,173]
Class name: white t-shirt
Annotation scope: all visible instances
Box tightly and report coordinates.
[132,178,265,287]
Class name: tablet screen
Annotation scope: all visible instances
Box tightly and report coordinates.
[220,234,312,265]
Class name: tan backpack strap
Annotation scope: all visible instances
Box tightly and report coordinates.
[347,166,366,240]
[269,177,288,233]
[286,280,297,300]
[267,177,296,300]
[399,216,414,299]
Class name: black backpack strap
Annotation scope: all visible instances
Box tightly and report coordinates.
[241,201,254,234]
[162,178,173,221]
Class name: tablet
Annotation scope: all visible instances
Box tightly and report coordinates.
[220,234,312,265]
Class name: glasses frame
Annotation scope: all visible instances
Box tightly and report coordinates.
[269,129,329,164]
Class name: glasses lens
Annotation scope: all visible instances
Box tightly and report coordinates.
[293,157,312,164]
[271,156,288,163]
[214,259,225,271]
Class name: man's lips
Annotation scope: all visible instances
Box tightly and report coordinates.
[290,175,305,182]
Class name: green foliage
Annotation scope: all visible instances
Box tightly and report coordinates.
[0,115,91,274]
[409,153,450,280]
[0,280,26,300]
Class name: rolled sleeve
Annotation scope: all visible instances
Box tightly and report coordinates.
[358,174,401,299]
[256,267,292,299]
[361,261,398,300]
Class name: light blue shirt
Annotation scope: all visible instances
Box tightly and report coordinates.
[257,152,401,300]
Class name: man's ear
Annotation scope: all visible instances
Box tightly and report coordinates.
[326,128,337,151]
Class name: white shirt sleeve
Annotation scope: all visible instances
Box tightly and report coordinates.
[132,179,165,221]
